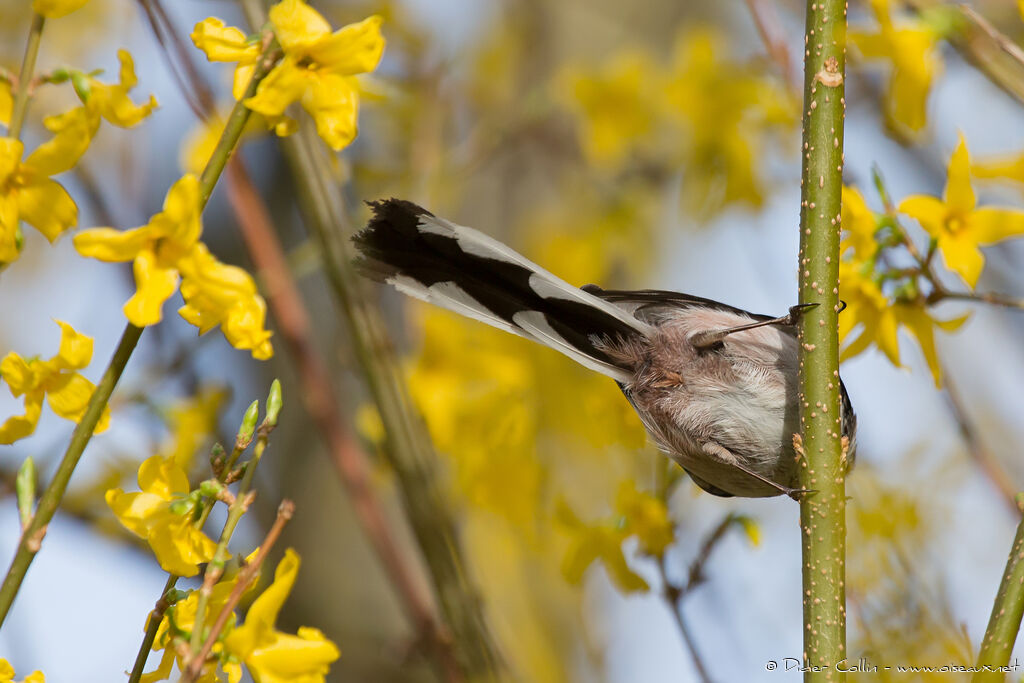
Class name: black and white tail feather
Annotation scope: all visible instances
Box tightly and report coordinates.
[354,199,651,383]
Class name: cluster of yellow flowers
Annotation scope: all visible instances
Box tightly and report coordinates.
[560,28,797,216]
[840,136,1024,385]
[0,1,384,680]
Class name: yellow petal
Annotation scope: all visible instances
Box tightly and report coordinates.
[0,193,18,263]
[54,319,94,370]
[874,308,902,369]
[227,548,301,657]
[148,516,216,576]
[841,185,879,260]
[105,488,163,537]
[268,0,331,52]
[17,175,78,242]
[244,627,340,681]
[972,153,1024,184]
[24,106,100,176]
[886,28,938,134]
[44,372,101,427]
[970,207,1024,245]
[244,59,309,117]
[0,352,37,395]
[0,137,25,183]
[0,394,43,444]
[306,15,385,75]
[32,0,90,18]
[137,454,190,499]
[304,74,358,150]
[124,248,180,326]
[138,649,175,683]
[898,194,947,237]
[190,17,260,63]
[894,304,944,386]
[156,174,202,248]
[0,81,11,127]
[937,231,984,288]
[74,226,153,262]
[944,134,975,214]
[232,63,257,101]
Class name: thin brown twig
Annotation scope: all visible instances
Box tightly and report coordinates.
[959,5,1024,72]
[655,558,712,683]
[183,499,295,682]
[224,158,461,680]
[135,7,463,679]
[941,368,1019,516]
[927,288,1024,310]
[743,0,798,91]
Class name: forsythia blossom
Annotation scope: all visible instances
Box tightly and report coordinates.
[192,0,385,150]
[224,549,341,683]
[0,136,78,263]
[850,0,943,134]
[141,555,255,683]
[838,184,967,386]
[105,455,217,576]
[0,659,43,683]
[73,174,274,359]
[899,135,1024,288]
[0,320,110,444]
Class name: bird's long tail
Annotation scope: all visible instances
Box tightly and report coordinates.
[353,199,651,382]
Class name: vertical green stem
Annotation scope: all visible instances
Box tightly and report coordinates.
[973,495,1024,683]
[8,13,45,140]
[796,0,848,680]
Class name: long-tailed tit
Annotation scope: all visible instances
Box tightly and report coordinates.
[353,199,857,499]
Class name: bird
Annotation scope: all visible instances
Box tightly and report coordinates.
[352,198,856,499]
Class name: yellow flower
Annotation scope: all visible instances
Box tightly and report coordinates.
[81,50,159,128]
[0,320,110,444]
[557,501,649,593]
[0,136,78,262]
[177,243,275,360]
[665,28,797,215]
[0,660,44,683]
[105,455,217,576]
[193,2,385,150]
[899,135,1024,288]
[850,0,942,134]
[560,52,661,167]
[162,386,227,469]
[224,549,341,683]
[615,482,674,558]
[842,185,882,262]
[839,261,965,386]
[32,0,90,18]
[141,554,257,683]
[190,18,262,101]
[74,174,201,326]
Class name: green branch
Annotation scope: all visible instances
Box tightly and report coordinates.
[973,495,1024,683]
[0,38,280,633]
[796,0,848,680]
[8,13,45,140]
